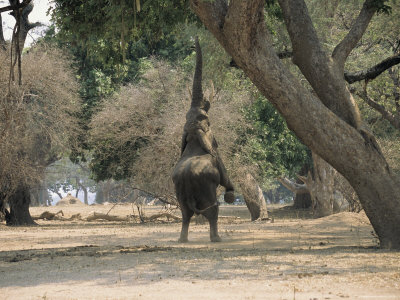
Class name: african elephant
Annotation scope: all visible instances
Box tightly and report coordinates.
[172,37,234,242]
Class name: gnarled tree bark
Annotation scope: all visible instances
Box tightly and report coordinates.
[6,184,36,225]
[190,0,400,248]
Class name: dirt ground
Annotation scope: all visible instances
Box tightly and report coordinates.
[0,204,399,300]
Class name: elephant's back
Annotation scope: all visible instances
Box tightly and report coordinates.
[172,154,219,184]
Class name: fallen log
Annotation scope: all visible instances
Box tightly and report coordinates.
[86,212,131,222]
[85,212,181,222]
[32,210,64,220]
[68,213,82,220]
[145,213,181,222]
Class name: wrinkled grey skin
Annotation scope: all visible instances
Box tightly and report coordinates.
[172,37,234,243]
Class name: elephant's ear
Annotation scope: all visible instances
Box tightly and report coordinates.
[202,100,210,112]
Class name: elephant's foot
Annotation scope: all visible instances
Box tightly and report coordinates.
[210,235,222,242]
[178,236,189,243]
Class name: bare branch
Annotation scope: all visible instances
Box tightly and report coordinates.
[332,0,376,68]
[278,177,309,194]
[357,84,400,130]
[27,21,43,31]
[278,0,361,128]
[345,53,400,84]
[0,0,32,14]
[274,49,400,86]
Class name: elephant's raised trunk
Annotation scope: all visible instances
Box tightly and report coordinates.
[191,36,203,108]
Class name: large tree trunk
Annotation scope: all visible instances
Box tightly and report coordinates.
[191,0,400,248]
[293,164,312,209]
[0,14,6,49]
[239,173,268,221]
[301,153,336,217]
[6,185,36,226]
[293,192,312,209]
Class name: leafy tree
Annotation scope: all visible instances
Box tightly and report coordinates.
[242,94,310,185]
[191,0,400,248]
[0,44,81,224]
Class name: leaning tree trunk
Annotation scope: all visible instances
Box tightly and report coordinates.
[191,0,400,248]
[239,173,268,221]
[7,184,36,226]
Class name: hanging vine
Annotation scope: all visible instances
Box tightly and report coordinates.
[1,0,33,92]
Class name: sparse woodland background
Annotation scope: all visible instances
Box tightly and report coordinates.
[0,0,399,246]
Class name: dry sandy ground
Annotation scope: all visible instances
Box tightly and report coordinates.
[0,204,399,300]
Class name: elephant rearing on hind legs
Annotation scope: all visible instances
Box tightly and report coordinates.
[172,37,235,243]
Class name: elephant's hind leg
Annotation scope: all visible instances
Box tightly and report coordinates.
[178,204,194,243]
[202,205,221,242]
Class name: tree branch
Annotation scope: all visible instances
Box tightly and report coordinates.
[278,177,309,194]
[345,53,400,84]
[0,0,32,14]
[190,0,228,42]
[357,87,400,130]
[332,0,376,69]
[272,50,400,86]
[278,0,362,128]
[27,21,43,31]
[278,0,327,73]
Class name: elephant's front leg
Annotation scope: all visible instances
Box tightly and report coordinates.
[178,208,193,243]
[203,206,221,242]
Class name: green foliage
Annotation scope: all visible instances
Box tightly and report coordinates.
[48,0,196,167]
[265,0,283,20]
[242,95,310,182]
